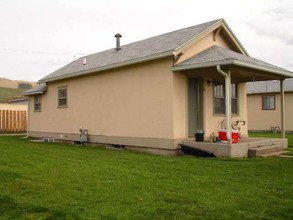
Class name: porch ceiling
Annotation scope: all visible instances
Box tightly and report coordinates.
[172,46,293,82]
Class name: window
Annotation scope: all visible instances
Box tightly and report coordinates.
[262,95,275,110]
[34,95,41,111]
[214,82,239,115]
[231,84,238,114]
[214,83,225,114]
[58,87,67,107]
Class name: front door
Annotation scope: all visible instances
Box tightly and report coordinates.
[188,78,203,137]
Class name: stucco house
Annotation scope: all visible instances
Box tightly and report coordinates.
[25,19,293,156]
[247,79,293,132]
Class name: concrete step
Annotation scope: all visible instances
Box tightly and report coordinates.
[248,145,283,158]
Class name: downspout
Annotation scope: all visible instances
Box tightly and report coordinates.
[216,65,231,143]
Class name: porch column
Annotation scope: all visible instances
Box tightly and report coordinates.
[225,70,231,143]
[216,66,231,143]
[280,79,285,138]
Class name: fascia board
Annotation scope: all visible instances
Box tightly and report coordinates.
[220,20,249,56]
[172,59,293,78]
[172,60,234,71]
[233,60,293,78]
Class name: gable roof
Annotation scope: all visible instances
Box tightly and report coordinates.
[247,79,293,94]
[40,19,246,83]
[172,45,293,77]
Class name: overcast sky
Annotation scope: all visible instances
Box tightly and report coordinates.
[0,0,292,81]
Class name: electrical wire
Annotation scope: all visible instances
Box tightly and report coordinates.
[0,47,88,56]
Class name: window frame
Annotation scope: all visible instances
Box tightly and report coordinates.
[231,83,239,115]
[58,86,68,108]
[34,95,41,112]
[262,95,275,110]
[214,83,225,115]
[213,82,239,115]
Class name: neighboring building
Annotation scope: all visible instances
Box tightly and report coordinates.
[247,79,293,132]
[25,19,293,155]
[0,98,28,111]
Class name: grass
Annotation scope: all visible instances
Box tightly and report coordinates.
[0,136,292,219]
[0,87,25,102]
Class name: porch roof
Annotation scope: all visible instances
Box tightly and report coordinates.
[23,83,47,96]
[172,46,293,80]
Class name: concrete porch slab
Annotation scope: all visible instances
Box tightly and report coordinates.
[181,137,287,158]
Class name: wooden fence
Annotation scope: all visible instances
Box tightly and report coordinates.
[0,110,27,132]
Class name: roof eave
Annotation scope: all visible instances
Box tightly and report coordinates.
[23,85,48,96]
[23,91,43,96]
[172,59,234,71]
[172,59,293,78]
[39,51,174,83]
[233,60,293,78]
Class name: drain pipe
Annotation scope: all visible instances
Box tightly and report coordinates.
[216,65,231,143]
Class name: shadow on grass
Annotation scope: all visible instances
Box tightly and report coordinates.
[0,194,81,220]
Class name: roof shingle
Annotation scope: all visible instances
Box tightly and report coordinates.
[247,79,293,94]
[39,19,221,83]
[174,45,289,73]
[23,83,47,96]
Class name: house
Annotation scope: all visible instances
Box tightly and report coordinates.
[247,79,293,132]
[25,19,293,157]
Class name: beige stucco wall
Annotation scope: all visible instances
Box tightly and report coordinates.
[28,27,249,152]
[247,93,293,131]
[172,72,187,139]
[29,58,177,141]
[176,30,235,64]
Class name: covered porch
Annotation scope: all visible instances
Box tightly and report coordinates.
[172,46,293,157]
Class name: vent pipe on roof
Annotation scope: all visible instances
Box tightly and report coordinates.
[115,33,122,51]
[83,58,86,65]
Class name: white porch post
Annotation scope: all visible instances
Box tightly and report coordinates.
[225,70,231,143]
[280,79,285,138]
[216,66,231,143]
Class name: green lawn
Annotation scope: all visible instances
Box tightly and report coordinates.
[0,87,25,102]
[0,136,292,220]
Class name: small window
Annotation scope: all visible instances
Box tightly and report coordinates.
[214,83,225,114]
[34,95,41,111]
[262,95,275,110]
[214,82,239,115]
[231,84,238,115]
[58,87,67,107]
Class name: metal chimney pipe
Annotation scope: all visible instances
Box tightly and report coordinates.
[115,33,122,51]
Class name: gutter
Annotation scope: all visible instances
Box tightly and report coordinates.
[216,65,232,143]
[172,60,293,78]
[233,60,293,78]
